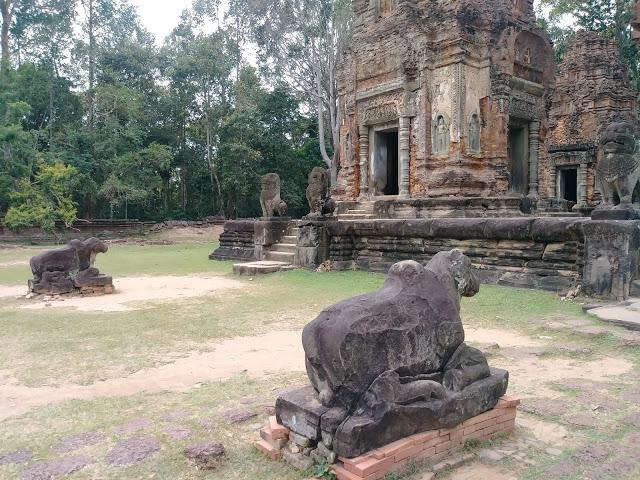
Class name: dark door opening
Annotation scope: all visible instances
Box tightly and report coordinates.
[560,168,577,203]
[382,131,399,196]
[508,122,529,195]
[373,129,399,196]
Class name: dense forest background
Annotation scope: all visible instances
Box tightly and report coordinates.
[0,0,637,228]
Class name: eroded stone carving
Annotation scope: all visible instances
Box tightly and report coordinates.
[593,121,640,219]
[260,173,288,218]
[29,238,114,295]
[276,250,508,458]
[432,115,450,154]
[469,114,481,152]
[306,167,335,217]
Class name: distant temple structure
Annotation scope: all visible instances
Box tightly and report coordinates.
[332,0,636,218]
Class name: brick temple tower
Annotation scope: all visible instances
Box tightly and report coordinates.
[334,0,556,217]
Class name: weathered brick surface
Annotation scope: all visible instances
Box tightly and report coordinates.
[334,0,555,204]
[255,391,520,480]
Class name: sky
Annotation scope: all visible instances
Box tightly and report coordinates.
[131,0,192,43]
[132,0,552,45]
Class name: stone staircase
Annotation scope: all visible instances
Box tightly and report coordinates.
[233,224,299,275]
[338,203,375,221]
[263,225,299,264]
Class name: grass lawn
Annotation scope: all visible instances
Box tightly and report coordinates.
[1,235,640,479]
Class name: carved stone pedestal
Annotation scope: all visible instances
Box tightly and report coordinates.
[583,220,640,300]
[295,219,333,269]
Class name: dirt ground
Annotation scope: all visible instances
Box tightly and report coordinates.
[0,330,305,420]
[1,233,640,479]
[20,275,244,312]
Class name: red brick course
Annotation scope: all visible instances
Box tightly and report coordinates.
[254,396,520,480]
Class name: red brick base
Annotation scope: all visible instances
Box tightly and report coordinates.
[255,395,521,480]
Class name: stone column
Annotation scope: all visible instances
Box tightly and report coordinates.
[399,116,410,197]
[578,163,588,209]
[359,125,370,197]
[527,120,540,198]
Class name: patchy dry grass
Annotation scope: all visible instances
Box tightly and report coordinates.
[1,238,640,479]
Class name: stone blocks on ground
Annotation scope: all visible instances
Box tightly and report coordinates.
[232,261,294,276]
[255,396,519,480]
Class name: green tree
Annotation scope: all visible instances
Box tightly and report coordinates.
[228,0,354,184]
[5,162,77,230]
[540,0,639,85]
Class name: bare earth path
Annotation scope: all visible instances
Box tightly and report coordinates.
[1,326,633,425]
[0,330,305,420]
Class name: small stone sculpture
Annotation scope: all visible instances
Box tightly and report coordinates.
[306,167,335,217]
[260,173,288,218]
[593,120,640,219]
[276,250,508,458]
[29,238,114,295]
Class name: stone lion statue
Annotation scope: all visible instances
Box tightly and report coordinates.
[277,249,508,457]
[29,237,112,295]
[306,167,335,217]
[595,120,640,211]
[260,173,288,218]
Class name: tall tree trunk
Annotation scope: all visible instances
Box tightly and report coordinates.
[314,60,332,169]
[0,0,13,77]
[88,0,96,130]
[48,63,55,148]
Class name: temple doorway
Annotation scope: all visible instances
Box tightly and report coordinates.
[508,120,529,195]
[559,168,578,203]
[372,128,399,196]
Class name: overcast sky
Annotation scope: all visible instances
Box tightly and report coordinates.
[131,0,192,43]
[132,0,551,45]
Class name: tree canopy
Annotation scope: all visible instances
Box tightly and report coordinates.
[0,0,326,230]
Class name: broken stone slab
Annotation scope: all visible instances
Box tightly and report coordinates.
[183,443,225,470]
[282,449,314,471]
[20,456,90,480]
[276,386,327,441]
[587,306,640,331]
[232,260,293,276]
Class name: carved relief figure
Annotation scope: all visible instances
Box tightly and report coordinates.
[432,115,450,154]
[260,173,288,218]
[594,120,640,213]
[469,114,481,152]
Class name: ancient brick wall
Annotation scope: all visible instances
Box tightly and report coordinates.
[335,0,555,202]
[327,217,587,293]
[545,31,637,205]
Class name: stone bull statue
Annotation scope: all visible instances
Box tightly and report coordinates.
[277,250,508,458]
[29,238,114,295]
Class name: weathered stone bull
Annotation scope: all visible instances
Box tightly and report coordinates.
[29,238,113,295]
[276,250,508,458]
